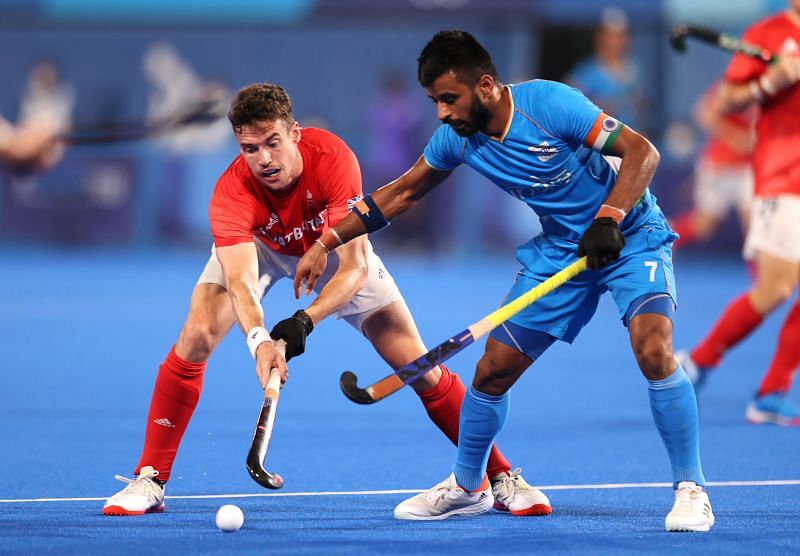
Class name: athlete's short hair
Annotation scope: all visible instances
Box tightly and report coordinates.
[228,82,295,131]
[417,30,500,87]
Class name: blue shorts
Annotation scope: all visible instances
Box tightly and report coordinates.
[490,219,678,350]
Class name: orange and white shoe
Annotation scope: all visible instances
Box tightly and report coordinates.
[394,474,493,520]
[102,466,165,516]
[491,469,552,516]
[665,482,714,532]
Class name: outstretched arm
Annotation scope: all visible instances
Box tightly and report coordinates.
[293,156,450,296]
[216,242,288,387]
[271,236,371,361]
[717,53,800,114]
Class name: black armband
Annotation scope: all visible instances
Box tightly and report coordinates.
[352,194,390,234]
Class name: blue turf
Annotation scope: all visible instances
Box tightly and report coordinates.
[1,248,798,554]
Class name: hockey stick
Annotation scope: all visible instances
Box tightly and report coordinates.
[340,257,588,405]
[246,340,286,489]
[670,23,776,64]
[61,96,227,146]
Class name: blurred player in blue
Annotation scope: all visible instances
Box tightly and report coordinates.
[294,30,713,532]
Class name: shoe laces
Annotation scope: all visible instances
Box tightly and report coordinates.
[422,475,460,504]
[114,467,163,499]
[492,468,530,498]
[673,482,705,512]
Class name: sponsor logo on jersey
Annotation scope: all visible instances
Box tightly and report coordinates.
[528,141,557,162]
[261,209,328,248]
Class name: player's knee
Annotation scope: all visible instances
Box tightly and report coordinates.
[473,353,514,396]
[632,336,673,380]
[177,321,218,362]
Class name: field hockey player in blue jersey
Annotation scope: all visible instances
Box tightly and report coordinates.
[294,30,713,532]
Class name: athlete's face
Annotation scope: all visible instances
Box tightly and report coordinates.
[235,119,302,192]
[425,71,491,137]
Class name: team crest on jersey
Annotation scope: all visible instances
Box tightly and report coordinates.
[528,141,557,162]
[346,195,363,212]
[306,190,318,212]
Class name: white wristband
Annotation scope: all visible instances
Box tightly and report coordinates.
[759,74,778,97]
[246,326,274,359]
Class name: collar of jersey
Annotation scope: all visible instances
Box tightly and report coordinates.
[478,85,515,144]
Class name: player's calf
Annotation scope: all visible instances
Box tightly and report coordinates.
[102,466,166,516]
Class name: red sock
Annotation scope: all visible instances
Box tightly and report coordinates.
[758,303,800,396]
[135,346,206,482]
[669,213,699,248]
[417,365,511,478]
[691,293,764,369]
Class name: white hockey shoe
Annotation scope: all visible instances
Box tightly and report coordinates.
[102,466,165,516]
[491,468,553,516]
[394,474,493,520]
[665,481,715,532]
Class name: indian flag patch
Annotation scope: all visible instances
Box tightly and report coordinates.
[585,113,623,154]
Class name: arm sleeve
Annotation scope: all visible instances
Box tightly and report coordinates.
[209,174,259,247]
[320,146,364,228]
[725,26,766,83]
[422,124,464,171]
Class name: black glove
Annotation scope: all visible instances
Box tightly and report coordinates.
[270,310,314,362]
[577,217,625,270]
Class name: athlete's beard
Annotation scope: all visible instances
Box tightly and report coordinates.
[448,93,492,137]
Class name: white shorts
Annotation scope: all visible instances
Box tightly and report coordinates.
[743,195,800,262]
[694,160,753,218]
[197,239,404,331]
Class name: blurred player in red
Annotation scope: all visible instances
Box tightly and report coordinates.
[679,1,800,425]
[670,81,755,250]
[102,82,550,516]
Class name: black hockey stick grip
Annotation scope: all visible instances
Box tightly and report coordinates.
[246,340,286,489]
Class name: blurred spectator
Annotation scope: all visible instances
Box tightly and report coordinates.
[566,6,648,131]
[364,70,433,250]
[142,41,231,153]
[669,81,756,249]
[19,59,75,135]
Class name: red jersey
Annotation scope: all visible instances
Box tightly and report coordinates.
[699,82,755,166]
[209,127,362,256]
[725,12,800,196]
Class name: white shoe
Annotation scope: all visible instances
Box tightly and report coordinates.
[491,468,552,516]
[394,474,493,520]
[103,466,165,516]
[665,482,715,532]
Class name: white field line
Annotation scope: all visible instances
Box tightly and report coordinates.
[1,479,798,504]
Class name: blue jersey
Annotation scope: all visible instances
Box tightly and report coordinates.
[423,80,661,249]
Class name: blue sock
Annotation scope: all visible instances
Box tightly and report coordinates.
[648,365,706,487]
[453,386,510,491]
